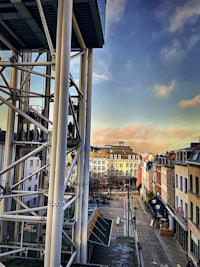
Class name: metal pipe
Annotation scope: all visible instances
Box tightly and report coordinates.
[0,248,26,257]
[0,214,46,221]
[62,229,77,249]
[17,66,54,80]
[44,0,63,265]
[19,52,42,90]
[79,49,88,263]
[50,1,73,266]
[13,197,38,216]
[0,54,18,242]
[6,205,47,215]
[0,62,53,67]
[81,48,93,262]
[36,0,55,58]
[63,195,78,211]
[0,95,49,134]
[66,251,77,267]
[64,147,80,191]
[0,143,48,176]
[72,13,86,49]
[12,163,50,189]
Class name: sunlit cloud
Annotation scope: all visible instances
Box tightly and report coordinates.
[91,123,199,154]
[153,80,175,98]
[106,0,127,27]
[179,95,200,108]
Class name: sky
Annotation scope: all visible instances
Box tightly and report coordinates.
[1,0,200,155]
[90,0,200,154]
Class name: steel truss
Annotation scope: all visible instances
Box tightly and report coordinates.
[0,0,99,266]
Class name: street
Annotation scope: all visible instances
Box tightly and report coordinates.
[95,192,188,267]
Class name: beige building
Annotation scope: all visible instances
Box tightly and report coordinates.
[186,145,200,265]
[90,144,141,188]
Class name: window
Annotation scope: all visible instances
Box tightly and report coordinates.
[185,203,188,219]
[98,160,101,165]
[190,237,199,259]
[176,196,178,208]
[34,185,37,191]
[98,166,101,170]
[28,186,31,191]
[190,202,193,222]
[29,160,33,167]
[180,176,183,191]
[190,175,193,192]
[176,175,178,188]
[196,176,199,195]
[180,199,183,209]
[126,163,129,168]
[36,159,40,167]
[120,163,123,168]
[184,178,187,193]
[196,206,199,226]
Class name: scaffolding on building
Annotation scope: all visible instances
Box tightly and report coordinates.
[0,1,106,266]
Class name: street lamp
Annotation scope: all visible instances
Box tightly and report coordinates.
[126,184,130,237]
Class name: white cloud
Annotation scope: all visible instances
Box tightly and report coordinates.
[126,59,134,71]
[153,80,175,98]
[93,58,112,84]
[93,72,110,84]
[106,0,127,27]
[161,39,185,61]
[187,34,199,50]
[169,0,200,32]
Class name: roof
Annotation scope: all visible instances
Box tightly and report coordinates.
[186,149,200,165]
[0,0,106,51]
[88,214,112,246]
[148,195,167,220]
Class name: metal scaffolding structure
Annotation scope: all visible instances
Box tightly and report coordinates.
[0,1,106,266]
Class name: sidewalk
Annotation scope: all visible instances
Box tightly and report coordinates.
[90,195,188,267]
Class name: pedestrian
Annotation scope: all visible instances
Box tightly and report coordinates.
[186,258,194,267]
[68,121,73,137]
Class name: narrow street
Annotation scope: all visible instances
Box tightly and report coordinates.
[93,192,188,267]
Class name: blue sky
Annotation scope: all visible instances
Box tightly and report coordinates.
[90,0,200,153]
[1,0,200,154]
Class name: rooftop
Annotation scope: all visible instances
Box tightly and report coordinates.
[0,0,106,51]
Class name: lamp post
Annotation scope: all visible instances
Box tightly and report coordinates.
[126,184,130,237]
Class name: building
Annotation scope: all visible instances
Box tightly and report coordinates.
[90,144,142,191]
[186,145,200,264]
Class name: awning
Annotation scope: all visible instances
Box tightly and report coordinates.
[88,214,112,246]
[148,196,167,220]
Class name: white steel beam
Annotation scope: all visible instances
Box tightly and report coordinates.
[81,48,93,262]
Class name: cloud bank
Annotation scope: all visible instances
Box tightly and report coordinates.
[91,123,199,154]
